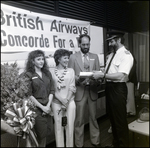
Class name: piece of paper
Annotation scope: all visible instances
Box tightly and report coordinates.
[79,72,93,78]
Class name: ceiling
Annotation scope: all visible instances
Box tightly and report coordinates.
[127,1,138,3]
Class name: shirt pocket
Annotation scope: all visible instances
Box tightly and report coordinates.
[112,60,121,68]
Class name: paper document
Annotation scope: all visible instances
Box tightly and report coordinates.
[79,72,93,78]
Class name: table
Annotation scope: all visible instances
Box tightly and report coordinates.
[128,119,149,146]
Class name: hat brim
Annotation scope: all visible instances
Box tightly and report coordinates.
[106,35,117,41]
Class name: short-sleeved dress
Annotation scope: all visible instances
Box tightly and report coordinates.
[25,71,54,140]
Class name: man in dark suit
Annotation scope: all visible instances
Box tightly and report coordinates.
[68,34,101,147]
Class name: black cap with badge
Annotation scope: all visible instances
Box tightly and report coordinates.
[106,31,125,41]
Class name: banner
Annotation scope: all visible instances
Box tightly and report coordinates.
[1,3,90,53]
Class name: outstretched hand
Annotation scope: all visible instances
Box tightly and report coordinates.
[92,71,104,80]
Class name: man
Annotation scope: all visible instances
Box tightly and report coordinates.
[68,34,101,147]
[93,31,133,147]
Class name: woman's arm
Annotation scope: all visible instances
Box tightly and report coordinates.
[29,96,50,114]
[55,93,68,106]
[66,69,76,102]
[46,94,53,107]
[66,90,75,103]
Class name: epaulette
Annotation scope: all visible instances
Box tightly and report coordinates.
[25,72,33,79]
[124,50,130,54]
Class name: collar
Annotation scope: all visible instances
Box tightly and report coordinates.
[80,51,89,57]
[116,46,126,54]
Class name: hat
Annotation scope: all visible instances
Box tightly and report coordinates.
[106,31,125,41]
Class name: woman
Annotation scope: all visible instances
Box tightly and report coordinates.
[24,49,54,147]
[51,49,76,147]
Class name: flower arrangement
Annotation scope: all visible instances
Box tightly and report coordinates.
[1,62,38,146]
[1,62,36,115]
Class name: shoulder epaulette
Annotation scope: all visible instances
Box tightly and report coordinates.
[25,72,33,78]
[124,50,130,54]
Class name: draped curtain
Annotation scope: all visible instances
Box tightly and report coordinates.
[132,31,149,82]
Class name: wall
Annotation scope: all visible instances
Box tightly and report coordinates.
[1,1,131,32]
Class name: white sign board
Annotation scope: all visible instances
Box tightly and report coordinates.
[1,3,104,72]
[1,3,90,53]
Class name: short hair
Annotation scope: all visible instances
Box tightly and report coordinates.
[113,36,125,44]
[78,34,91,44]
[54,49,70,66]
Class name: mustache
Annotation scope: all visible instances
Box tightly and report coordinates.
[83,48,89,50]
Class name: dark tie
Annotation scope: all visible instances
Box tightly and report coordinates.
[84,54,90,72]
[105,51,116,74]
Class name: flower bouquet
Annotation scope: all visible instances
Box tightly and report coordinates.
[1,62,38,147]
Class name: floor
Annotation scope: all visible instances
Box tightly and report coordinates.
[46,114,149,147]
[1,114,149,147]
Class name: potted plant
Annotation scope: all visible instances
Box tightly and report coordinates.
[1,62,32,116]
[1,62,38,147]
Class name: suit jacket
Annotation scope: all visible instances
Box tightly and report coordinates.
[68,51,100,101]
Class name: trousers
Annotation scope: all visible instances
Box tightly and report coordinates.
[74,86,100,147]
[52,100,76,147]
[106,82,129,147]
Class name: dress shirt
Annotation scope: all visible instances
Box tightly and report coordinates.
[80,51,89,63]
[105,46,133,82]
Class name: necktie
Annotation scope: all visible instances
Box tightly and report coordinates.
[84,54,90,72]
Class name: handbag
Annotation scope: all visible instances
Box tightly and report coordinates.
[138,107,149,122]
[62,116,67,126]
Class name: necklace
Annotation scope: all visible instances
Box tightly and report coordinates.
[54,67,67,90]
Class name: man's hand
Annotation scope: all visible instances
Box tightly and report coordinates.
[75,75,81,85]
[92,71,104,80]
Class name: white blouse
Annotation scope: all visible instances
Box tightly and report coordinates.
[50,68,76,104]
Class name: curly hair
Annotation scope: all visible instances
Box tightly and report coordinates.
[25,49,50,76]
[54,49,71,66]
[78,34,91,44]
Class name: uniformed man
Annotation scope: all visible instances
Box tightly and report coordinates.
[93,31,133,147]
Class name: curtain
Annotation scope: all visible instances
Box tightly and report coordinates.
[132,31,149,82]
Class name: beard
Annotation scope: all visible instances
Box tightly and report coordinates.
[81,47,90,54]
[110,45,117,52]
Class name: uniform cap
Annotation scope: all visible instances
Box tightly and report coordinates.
[106,31,125,41]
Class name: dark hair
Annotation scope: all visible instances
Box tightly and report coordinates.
[54,49,70,66]
[25,49,50,76]
[78,34,91,44]
[114,36,125,44]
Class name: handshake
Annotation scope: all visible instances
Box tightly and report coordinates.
[76,71,105,86]
[79,71,105,80]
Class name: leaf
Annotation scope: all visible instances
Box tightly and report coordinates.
[14,88,19,94]
[5,89,10,93]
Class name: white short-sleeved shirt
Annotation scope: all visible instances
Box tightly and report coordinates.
[106,46,133,82]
